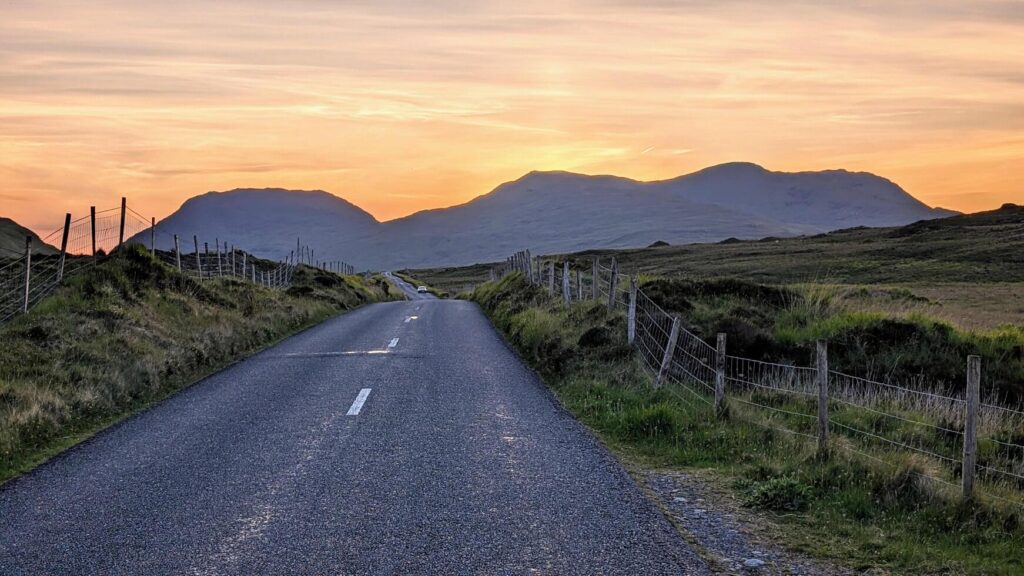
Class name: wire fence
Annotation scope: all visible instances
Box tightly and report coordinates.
[1,198,359,325]
[493,250,1024,508]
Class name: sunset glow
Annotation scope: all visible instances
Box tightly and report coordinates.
[2,0,1022,233]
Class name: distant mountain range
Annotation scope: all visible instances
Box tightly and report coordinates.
[136,162,955,269]
[0,218,58,257]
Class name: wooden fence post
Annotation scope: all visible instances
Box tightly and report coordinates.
[816,340,830,458]
[548,261,555,292]
[962,355,981,500]
[150,217,156,256]
[715,333,727,418]
[562,262,571,304]
[627,275,638,345]
[193,236,201,279]
[174,235,182,272]
[592,258,599,300]
[251,264,256,283]
[22,236,32,313]
[57,213,70,282]
[117,197,126,250]
[90,206,97,265]
[576,269,582,301]
[525,250,533,283]
[242,252,247,280]
[215,239,222,277]
[656,316,680,388]
[607,257,618,312]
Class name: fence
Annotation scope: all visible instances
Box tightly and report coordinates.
[0,198,358,324]
[493,250,1024,508]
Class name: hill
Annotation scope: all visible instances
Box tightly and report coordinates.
[0,218,58,257]
[141,163,955,270]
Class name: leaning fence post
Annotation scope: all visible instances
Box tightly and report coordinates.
[627,275,638,344]
[816,340,830,458]
[193,236,201,279]
[607,257,618,312]
[174,235,182,271]
[57,213,70,282]
[715,333,727,418]
[150,217,156,256]
[656,316,681,388]
[90,206,97,265]
[117,197,126,251]
[592,257,599,300]
[22,236,32,313]
[962,355,981,500]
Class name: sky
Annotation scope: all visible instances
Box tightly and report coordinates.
[2,0,1022,234]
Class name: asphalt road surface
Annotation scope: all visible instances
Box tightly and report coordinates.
[0,277,711,575]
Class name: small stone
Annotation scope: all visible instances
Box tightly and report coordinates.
[673,497,687,503]
[743,558,766,570]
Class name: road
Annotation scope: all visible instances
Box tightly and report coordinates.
[0,278,711,574]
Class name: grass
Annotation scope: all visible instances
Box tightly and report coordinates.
[393,270,450,298]
[0,244,397,483]
[470,273,1024,575]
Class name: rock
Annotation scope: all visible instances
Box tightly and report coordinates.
[743,558,767,570]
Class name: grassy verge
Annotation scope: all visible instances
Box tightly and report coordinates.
[394,270,449,298]
[470,273,1024,575]
[0,245,396,483]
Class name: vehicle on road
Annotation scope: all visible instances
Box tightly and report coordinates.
[417,286,429,293]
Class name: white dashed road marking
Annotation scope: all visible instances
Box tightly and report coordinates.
[347,389,372,416]
[388,338,399,349]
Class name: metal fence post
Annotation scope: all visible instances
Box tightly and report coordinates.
[627,275,638,344]
[656,316,680,388]
[194,235,201,279]
[57,213,71,282]
[22,236,32,313]
[715,333,727,418]
[963,355,981,500]
[607,257,618,312]
[816,340,830,458]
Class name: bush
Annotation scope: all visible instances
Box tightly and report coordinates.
[743,476,813,512]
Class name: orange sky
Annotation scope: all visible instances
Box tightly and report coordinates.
[2,0,1022,234]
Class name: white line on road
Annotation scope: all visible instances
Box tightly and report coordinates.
[404,316,418,323]
[347,388,372,416]
[388,337,400,348]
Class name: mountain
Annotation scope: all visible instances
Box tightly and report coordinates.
[0,218,59,257]
[143,163,957,269]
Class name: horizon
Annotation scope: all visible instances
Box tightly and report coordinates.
[3,1,1023,234]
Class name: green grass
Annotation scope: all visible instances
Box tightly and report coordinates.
[470,273,1024,575]
[393,270,450,298]
[0,245,397,483]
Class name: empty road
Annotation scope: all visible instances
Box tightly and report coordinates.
[0,283,710,574]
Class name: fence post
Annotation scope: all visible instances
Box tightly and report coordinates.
[117,197,126,250]
[816,340,830,458]
[562,262,571,304]
[592,258,599,300]
[607,258,618,312]
[150,217,156,256]
[174,235,182,271]
[627,275,637,344]
[251,264,256,283]
[548,261,555,292]
[90,206,97,265]
[242,252,247,280]
[962,355,981,500]
[715,333,727,418]
[57,213,71,282]
[194,236,201,279]
[216,239,222,277]
[22,236,32,313]
[656,316,680,388]
[576,269,582,301]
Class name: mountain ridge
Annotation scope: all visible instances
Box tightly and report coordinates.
[137,162,956,269]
